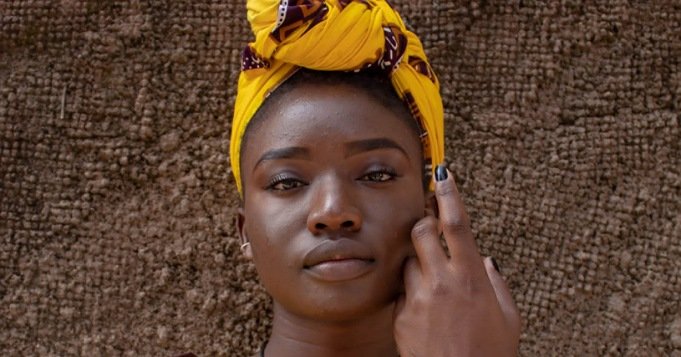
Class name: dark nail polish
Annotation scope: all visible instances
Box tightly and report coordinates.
[435,164,448,182]
[490,257,501,273]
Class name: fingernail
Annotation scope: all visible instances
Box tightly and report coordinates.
[435,164,448,182]
[490,257,501,273]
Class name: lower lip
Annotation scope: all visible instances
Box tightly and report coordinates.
[305,259,374,282]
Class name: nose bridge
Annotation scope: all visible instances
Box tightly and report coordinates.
[307,172,362,234]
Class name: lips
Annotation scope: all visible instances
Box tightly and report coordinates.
[303,239,375,282]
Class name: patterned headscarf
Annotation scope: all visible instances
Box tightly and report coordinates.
[230,0,444,194]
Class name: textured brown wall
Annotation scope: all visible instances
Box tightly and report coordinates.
[1,1,680,356]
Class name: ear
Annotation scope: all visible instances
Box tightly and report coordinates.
[236,207,253,259]
[424,190,438,218]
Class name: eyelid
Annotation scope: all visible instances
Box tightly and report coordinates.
[265,172,307,191]
[358,166,399,181]
[365,165,398,175]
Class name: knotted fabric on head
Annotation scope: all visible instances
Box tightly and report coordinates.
[231,0,445,194]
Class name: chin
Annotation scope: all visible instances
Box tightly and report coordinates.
[273,274,402,323]
[303,296,395,323]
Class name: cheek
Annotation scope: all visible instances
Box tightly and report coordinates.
[245,208,294,284]
[244,197,305,259]
[364,183,425,250]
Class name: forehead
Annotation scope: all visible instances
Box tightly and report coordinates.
[241,83,422,163]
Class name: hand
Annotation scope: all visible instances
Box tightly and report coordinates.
[393,166,521,356]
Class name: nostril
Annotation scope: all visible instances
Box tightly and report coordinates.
[315,223,327,230]
[341,220,354,228]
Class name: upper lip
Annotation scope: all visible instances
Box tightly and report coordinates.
[303,239,374,268]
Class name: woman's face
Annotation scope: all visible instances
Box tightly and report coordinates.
[239,82,427,322]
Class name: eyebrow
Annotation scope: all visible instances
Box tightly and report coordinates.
[344,137,409,158]
[254,146,310,169]
[253,137,409,171]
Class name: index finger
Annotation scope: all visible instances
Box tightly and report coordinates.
[433,164,483,268]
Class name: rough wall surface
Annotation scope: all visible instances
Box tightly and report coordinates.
[1,1,679,356]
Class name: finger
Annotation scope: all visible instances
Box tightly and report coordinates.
[484,257,522,333]
[433,165,481,267]
[410,216,448,275]
[423,194,443,238]
[424,192,439,219]
[402,256,422,294]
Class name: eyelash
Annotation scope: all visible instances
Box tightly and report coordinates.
[266,173,306,191]
[265,167,398,192]
[358,167,398,183]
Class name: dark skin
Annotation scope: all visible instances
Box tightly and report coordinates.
[238,82,520,356]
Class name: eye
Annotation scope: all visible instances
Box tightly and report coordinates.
[266,173,306,191]
[359,168,397,183]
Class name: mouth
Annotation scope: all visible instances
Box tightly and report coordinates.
[303,239,375,282]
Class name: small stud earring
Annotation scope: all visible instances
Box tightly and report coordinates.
[240,242,250,251]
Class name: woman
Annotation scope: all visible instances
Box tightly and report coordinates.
[230,1,521,356]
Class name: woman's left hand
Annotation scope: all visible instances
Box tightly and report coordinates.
[393,166,521,356]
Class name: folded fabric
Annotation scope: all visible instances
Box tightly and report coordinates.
[231,0,444,194]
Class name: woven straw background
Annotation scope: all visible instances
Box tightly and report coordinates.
[1,1,680,356]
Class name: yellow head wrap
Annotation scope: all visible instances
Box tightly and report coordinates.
[230,0,445,194]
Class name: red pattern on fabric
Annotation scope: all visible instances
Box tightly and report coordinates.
[376,25,407,73]
[270,0,329,43]
[242,45,270,70]
[408,56,437,83]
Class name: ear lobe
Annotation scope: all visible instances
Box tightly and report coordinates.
[236,208,254,259]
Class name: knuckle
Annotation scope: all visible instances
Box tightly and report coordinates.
[441,214,470,234]
[411,217,437,239]
[429,279,452,297]
[436,179,457,197]
[457,273,486,298]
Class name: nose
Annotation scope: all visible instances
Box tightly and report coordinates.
[306,175,362,235]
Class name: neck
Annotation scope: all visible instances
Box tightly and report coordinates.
[264,302,399,357]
